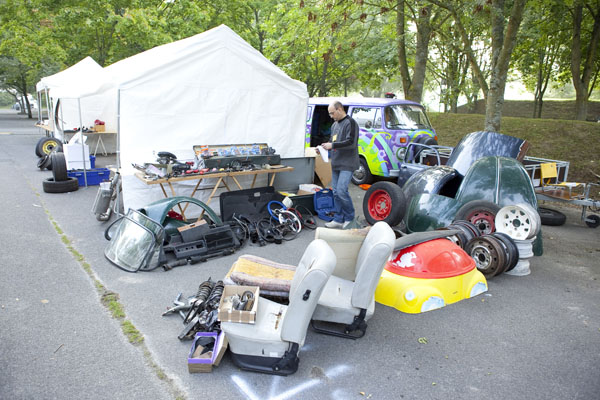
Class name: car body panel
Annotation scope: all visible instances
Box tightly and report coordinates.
[446,130,530,176]
[375,239,488,314]
[405,156,543,255]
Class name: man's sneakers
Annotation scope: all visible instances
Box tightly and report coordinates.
[324,220,353,229]
[325,220,344,229]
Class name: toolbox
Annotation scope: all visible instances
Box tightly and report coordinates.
[314,189,336,221]
[67,167,110,186]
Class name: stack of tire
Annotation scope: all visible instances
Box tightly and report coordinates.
[35,137,79,193]
[35,137,62,170]
[42,152,79,194]
[441,200,540,279]
[440,219,520,279]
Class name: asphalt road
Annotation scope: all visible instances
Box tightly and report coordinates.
[1,109,599,400]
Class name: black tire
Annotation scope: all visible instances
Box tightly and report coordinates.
[352,158,373,185]
[35,137,47,157]
[42,177,79,193]
[454,200,500,235]
[362,181,406,226]
[36,137,63,156]
[51,152,68,181]
[37,154,52,170]
[538,207,566,226]
[585,214,600,228]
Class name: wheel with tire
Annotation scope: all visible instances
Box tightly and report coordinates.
[37,154,52,170]
[36,137,63,156]
[42,177,79,193]
[51,152,68,181]
[352,158,373,185]
[454,200,500,235]
[538,207,566,226]
[362,181,406,226]
[585,214,600,228]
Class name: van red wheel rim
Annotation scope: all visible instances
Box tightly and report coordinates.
[368,189,392,220]
[466,210,496,235]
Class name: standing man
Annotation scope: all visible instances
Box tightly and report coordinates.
[321,101,359,229]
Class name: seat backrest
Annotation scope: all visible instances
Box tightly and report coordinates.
[281,239,336,345]
[540,162,558,185]
[314,226,368,281]
[352,222,395,309]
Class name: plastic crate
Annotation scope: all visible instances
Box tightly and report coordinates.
[67,168,111,186]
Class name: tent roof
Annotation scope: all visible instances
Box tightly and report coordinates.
[35,56,103,93]
[100,24,306,98]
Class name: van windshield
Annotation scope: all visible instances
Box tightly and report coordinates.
[385,105,432,130]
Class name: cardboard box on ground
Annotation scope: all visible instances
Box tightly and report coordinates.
[187,331,228,373]
[217,285,259,324]
[305,147,332,188]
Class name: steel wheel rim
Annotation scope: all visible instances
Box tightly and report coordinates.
[466,210,496,235]
[467,237,503,277]
[42,139,59,154]
[368,189,392,220]
[496,206,537,240]
[470,243,495,272]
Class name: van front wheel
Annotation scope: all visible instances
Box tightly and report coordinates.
[352,158,373,185]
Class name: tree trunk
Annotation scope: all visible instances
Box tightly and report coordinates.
[570,1,600,120]
[484,0,526,132]
[396,0,412,99]
[407,5,433,103]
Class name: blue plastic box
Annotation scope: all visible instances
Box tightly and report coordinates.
[314,188,336,221]
[67,168,110,186]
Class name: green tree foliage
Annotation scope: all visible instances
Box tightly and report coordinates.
[2,0,598,123]
[263,0,395,96]
[513,1,569,118]
[0,0,66,117]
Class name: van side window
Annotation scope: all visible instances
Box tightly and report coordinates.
[351,107,379,129]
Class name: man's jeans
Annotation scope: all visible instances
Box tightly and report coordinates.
[330,169,355,223]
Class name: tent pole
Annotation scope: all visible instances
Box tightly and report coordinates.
[36,91,41,124]
[44,88,52,136]
[77,98,88,187]
[115,89,122,216]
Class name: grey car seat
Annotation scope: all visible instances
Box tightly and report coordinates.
[221,239,336,375]
[311,221,395,338]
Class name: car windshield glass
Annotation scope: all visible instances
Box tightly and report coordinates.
[385,105,432,130]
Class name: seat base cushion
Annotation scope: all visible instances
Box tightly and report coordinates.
[225,254,296,298]
[312,276,375,324]
[221,297,290,358]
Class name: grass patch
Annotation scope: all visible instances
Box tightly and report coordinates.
[121,320,144,345]
[428,113,600,182]
[101,291,125,319]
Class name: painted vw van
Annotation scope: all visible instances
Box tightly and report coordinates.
[306,97,437,184]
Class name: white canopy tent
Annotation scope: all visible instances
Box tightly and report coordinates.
[36,56,117,138]
[43,25,309,211]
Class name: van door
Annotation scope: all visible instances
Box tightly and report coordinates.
[350,106,401,178]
